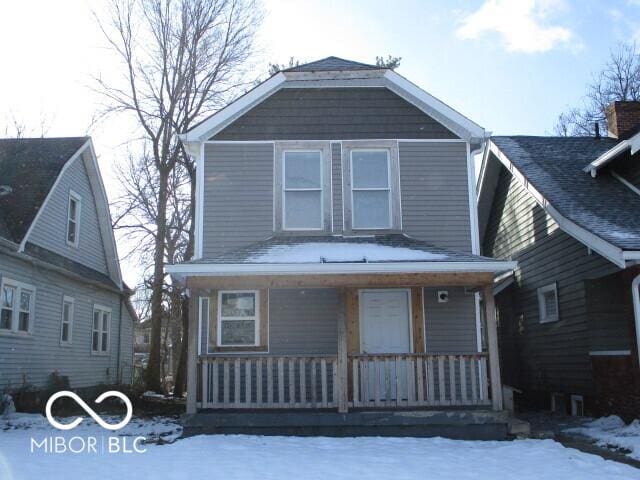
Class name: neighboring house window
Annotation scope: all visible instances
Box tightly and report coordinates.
[283,151,323,230]
[92,305,111,353]
[217,291,259,347]
[0,278,35,333]
[143,333,150,344]
[538,283,559,323]
[350,149,391,229]
[66,190,81,247]
[60,296,74,345]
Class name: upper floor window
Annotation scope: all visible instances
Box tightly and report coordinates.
[66,190,81,247]
[92,305,111,354]
[538,283,559,323]
[351,149,391,229]
[283,151,323,230]
[0,278,35,334]
[60,296,74,345]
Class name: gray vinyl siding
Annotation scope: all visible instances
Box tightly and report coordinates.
[423,287,478,353]
[212,88,458,141]
[202,143,274,257]
[269,289,339,355]
[27,151,109,274]
[331,143,343,234]
[0,252,131,390]
[399,142,472,252]
[483,165,620,395]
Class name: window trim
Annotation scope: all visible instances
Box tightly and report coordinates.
[350,148,392,230]
[0,278,35,335]
[281,149,324,231]
[216,290,260,347]
[66,190,82,247]
[91,304,112,355]
[538,282,559,323]
[60,295,74,346]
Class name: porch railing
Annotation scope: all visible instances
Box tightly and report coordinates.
[199,353,490,409]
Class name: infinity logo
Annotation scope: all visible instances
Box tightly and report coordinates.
[45,391,133,431]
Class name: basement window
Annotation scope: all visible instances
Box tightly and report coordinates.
[537,283,559,323]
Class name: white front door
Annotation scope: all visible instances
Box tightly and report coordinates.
[359,289,411,401]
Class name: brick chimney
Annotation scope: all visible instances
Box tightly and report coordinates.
[605,101,640,139]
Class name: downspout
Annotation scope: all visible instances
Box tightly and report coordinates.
[117,296,123,384]
[633,274,640,367]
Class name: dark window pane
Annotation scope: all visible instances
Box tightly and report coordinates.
[18,312,29,331]
[0,309,11,329]
[101,332,108,351]
[220,320,255,345]
[92,332,99,351]
[62,323,69,342]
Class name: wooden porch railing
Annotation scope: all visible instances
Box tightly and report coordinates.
[200,355,338,409]
[199,353,490,409]
[349,353,490,408]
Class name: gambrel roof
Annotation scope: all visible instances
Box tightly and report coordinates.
[0,137,88,244]
[284,56,382,72]
[478,135,640,268]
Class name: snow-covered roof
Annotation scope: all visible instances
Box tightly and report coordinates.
[167,234,516,277]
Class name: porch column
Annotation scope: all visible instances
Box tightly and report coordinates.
[186,289,199,415]
[337,288,349,413]
[483,284,503,411]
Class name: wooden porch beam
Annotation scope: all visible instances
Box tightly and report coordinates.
[336,288,349,413]
[483,284,503,411]
[187,271,494,290]
[186,289,200,414]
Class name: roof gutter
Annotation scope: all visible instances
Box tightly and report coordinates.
[166,260,518,278]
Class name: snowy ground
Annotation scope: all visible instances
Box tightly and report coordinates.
[565,415,640,461]
[1,414,639,480]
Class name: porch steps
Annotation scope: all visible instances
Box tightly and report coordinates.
[182,409,509,440]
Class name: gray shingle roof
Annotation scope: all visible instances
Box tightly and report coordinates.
[0,137,88,244]
[284,56,382,72]
[187,234,504,265]
[491,136,640,251]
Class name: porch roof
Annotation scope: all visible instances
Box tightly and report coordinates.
[167,234,516,279]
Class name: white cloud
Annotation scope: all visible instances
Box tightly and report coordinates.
[456,0,573,53]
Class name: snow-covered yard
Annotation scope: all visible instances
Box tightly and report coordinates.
[565,415,640,461]
[1,414,639,480]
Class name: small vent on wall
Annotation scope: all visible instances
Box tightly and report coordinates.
[437,290,449,303]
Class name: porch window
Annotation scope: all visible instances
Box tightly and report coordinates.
[283,151,323,230]
[0,278,35,333]
[66,190,81,247]
[537,283,559,323]
[217,290,259,346]
[61,296,74,345]
[92,305,111,353]
[351,149,391,229]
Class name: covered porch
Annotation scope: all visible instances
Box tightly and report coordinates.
[167,234,516,428]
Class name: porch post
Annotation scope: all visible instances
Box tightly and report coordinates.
[337,288,349,413]
[483,284,503,411]
[186,288,199,415]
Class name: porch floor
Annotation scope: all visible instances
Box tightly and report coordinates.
[182,409,509,440]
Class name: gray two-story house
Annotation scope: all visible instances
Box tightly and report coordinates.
[0,137,135,395]
[168,57,516,436]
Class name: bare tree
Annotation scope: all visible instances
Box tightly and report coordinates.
[97,0,261,392]
[555,43,640,136]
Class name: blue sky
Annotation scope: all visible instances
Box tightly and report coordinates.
[1,0,638,283]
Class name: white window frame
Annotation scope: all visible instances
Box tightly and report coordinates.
[571,394,584,416]
[66,190,82,247]
[60,295,74,345]
[350,148,392,230]
[216,290,260,347]
[538,282,559,323]
[91,304,111,355]
[0,278,35,335]
[282,150,324,231]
